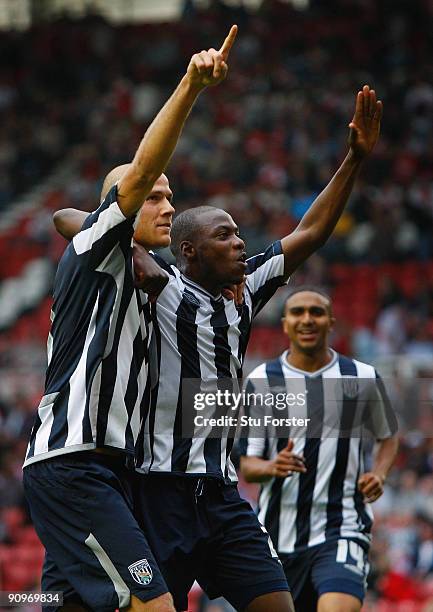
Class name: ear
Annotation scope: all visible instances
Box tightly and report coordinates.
[281,317,289,335]
[180,240,196,261]
[329,316,336,332]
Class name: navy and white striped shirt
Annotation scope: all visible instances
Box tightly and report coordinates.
[137,241,288,481]
[240,350,396,553]
[24,185,152,466]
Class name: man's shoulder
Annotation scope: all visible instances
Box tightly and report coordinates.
[245,240,283,274]
[337,353,377,379]
[245,358,281,381]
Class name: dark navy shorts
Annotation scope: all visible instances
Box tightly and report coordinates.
[280,537,370,610]
[134,474,289,611]
[23,452,168,612]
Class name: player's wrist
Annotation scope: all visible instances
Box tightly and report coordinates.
[267,461,279,478]
[182,73,207,96]
[375,472,386,485]
[346,147,366,164]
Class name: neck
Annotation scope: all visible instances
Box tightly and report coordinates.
[182,270,222,297]
[286,345,333,373]
[133,238,151,250]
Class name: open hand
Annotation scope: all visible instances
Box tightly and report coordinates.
[187,25,237,89]
[348,85,383,160]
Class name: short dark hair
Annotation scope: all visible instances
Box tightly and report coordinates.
[283,285,332,315]
[170,205,219,262]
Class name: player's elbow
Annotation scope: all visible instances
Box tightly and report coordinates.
[383,435,399,455]
[302,225,328,250]
[242,470,256,483]
[52,209,63,230]
[53,209,73,240]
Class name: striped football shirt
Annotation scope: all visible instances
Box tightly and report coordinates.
[136,240,288,481]
[240,350,397,553]
[24,185,152,466]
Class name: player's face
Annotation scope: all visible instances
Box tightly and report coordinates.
[282,292,334,354]
[194,210,247,286]
[133,174,175,249]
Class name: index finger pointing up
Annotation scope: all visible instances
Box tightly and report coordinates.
[219,24,238,60]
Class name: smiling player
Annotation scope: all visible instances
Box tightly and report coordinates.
[240,287,399,612]
[54,84,382,611]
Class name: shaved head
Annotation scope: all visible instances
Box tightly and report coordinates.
[100,164,131,202]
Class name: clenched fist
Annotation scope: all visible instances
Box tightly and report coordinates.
[268,440,306,479]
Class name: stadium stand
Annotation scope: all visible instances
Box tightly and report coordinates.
[1,0,433,608]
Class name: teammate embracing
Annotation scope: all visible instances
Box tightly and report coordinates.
[127,84,383,612]
[240,287,399,612]
[55,79,383,610]
[23,27,237,612]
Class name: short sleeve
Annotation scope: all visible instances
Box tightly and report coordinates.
[245,241,288,317]
[72,184,135,269]
[364,372,398,440]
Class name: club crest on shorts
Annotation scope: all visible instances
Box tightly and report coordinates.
[128,559,153,585]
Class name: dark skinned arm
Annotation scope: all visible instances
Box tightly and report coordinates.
[281,85,383,278]
[240,440,306,483]
[358,436,399,503]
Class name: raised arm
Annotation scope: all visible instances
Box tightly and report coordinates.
[117,24,238,217]
[53,25,239,237]
[281,85,383,277]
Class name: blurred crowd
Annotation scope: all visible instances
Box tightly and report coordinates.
[1,0,433,606]
[2,0,433,262]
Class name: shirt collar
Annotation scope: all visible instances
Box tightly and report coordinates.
[181,274,223,301]
[280,348,338,378]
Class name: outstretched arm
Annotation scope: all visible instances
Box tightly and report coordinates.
[280,85,383,277]
[54,25,239,234]
[118,24,238,217]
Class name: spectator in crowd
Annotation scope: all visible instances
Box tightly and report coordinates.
[1,2,433,608]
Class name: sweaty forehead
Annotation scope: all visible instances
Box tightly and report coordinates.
[285,291,330,311]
